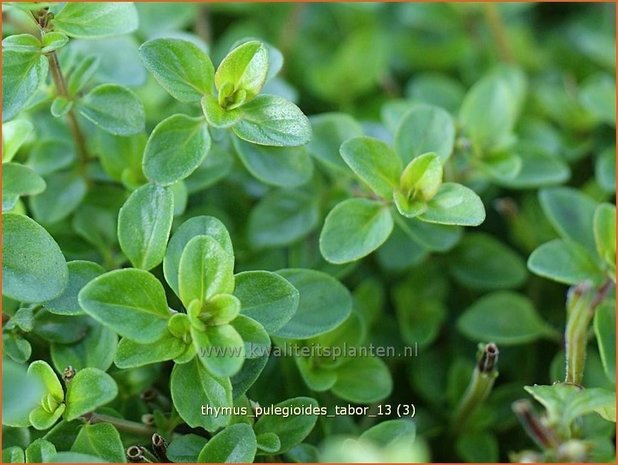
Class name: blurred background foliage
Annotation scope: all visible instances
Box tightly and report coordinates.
[2,2,616,463]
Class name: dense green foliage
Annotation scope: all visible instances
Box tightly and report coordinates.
[2,2,616,463]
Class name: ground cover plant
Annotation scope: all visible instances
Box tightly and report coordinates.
[1,2,616,463]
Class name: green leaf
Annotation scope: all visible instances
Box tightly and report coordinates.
[296,357,338,392]
[448,233,527,290]
[165,216,233,297]
[49,452,106,463]
[360,419,416,447]
[201,94,243,128]
[170,358,232,432]
[77,84,145,136]
[320,198,393,264]
[43,261,104,316]
[539,187,598,256]
[52,3,138,38]
[4,306,34,332]
[393,268,446,347]
[143,114,211,186]
[50,96,73,118]
[64,368,118,421]
[528,239,603,285]
[417,183,486,226]
[166,434,208,463]
[51,322,117,372]
[596,147,616,193]
[114,331,186,369]
[495,147,570,189]
[28,139,74,176]
[395,104,455,163]
[525,384,616,429]
[332,357,393,403]
[594,299,616,383]
[25,438,57,463]
[30,171,87,224]
[30,404,65,431]
[78,269,171,344]
[306,26,386,104]
[459,72,518,155]
[247,189,320,248]
[193,324,245,378]
[2,50,48,122]
[71,423,126,463]
[455,432,498,463]
[3,360,44,427]
[312,311,365,367]
[200,294,241,326]
[234,271,299,333]
[67,55,100,97]
[479,152,522,182]
[232,95,311,147]
[396,152,443,218]
[41,32,68,54]
[139,38,215,103]
[2,162,46,210]
[197,423,257,463]
[256,433,281,454]
[233,138,313,188]
[118,183,174,270]
[254,397,319,453]
[307,113,363,172]
[458,291,554,345]
[2,34,41,53]
[178,235,235,308]
[395,214,462,252]
[406,73,465,114]
[594,203,616,275]
[3,447,25,463]
[2,119,33,162]
[168,313,192,341]
[274,269,352,339]
[580,73,616,126]
[339,136,402,199]
[4,332,32,364]
[28,360,64,402]
[32,310,90,344]
[229,317,270,397]
[185,145,233,193]
[231,315,270,360]
[381,100,415,134]
[216,41,269,108]
[2,213,68,303]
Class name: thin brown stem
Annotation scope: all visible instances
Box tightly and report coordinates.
[512,399,559,450]
[83,412,156,437]
[194,4,211,45]
[483,3,514,63]
[278,3,304,59]
[46,51,90,169]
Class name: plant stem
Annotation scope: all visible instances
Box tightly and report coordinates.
[46,51,90,169]
[564,279,614,385]
[126,446,152,463]
[151,433,169,462]
[482,3,514,63]
[83,412,156,437]
[194,4,211,45]
[452,343,499,433]
[278,3,304,59]
[512,399,559,450]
